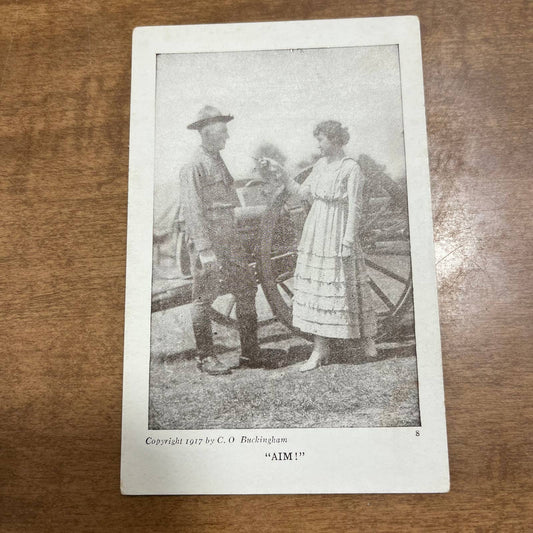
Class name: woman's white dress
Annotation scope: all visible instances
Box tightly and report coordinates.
[290,157,377,339]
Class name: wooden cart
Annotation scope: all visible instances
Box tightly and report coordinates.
[152,155,414,342]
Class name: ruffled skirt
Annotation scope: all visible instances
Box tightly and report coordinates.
[292,199,377,339]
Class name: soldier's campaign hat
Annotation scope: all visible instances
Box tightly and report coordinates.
[187,105,234,130]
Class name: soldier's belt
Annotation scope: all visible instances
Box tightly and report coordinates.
[205,203,236,222]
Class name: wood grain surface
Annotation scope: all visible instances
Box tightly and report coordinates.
[1,1,531,531]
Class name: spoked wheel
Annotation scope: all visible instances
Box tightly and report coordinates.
[363,235,413,342]
[208,294,239,328]
[256,187,302,335]
[256,164,414,342]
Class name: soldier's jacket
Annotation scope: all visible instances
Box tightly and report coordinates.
[178,145,245,265]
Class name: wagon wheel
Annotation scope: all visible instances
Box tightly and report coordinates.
[256,161,413,342]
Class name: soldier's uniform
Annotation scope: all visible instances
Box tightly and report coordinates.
[179,145,259,373]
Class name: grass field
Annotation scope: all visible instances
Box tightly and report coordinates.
[149,307,420,430]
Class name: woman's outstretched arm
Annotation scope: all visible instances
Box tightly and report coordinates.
[258,157,313,202]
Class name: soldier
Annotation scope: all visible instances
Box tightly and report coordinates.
[178,106,262,375]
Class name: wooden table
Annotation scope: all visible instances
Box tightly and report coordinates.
[1,1,531,530]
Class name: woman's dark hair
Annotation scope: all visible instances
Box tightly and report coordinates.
[313,120,350,146]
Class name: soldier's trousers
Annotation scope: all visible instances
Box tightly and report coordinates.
[190,244,258,360]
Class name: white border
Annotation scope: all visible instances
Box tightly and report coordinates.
[121,16,449,495]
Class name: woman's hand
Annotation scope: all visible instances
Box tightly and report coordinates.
[257,157,289,184]
[341,243,352,258]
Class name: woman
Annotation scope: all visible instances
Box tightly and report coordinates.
[265,120,377,371]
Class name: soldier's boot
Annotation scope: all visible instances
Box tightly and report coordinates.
[192,302,231,376]
[237,311,263,368]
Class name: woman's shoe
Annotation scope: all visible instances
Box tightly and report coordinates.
[299,350,329,372]
[198,355,232,375]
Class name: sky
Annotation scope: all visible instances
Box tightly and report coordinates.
[154,45,405,229]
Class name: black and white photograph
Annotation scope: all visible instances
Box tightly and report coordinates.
[122,17,448,495]
[150,46,419,430]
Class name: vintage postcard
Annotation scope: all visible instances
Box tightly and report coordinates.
[121,16,449,494]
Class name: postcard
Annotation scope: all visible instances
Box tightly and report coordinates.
[121,16,449,494]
